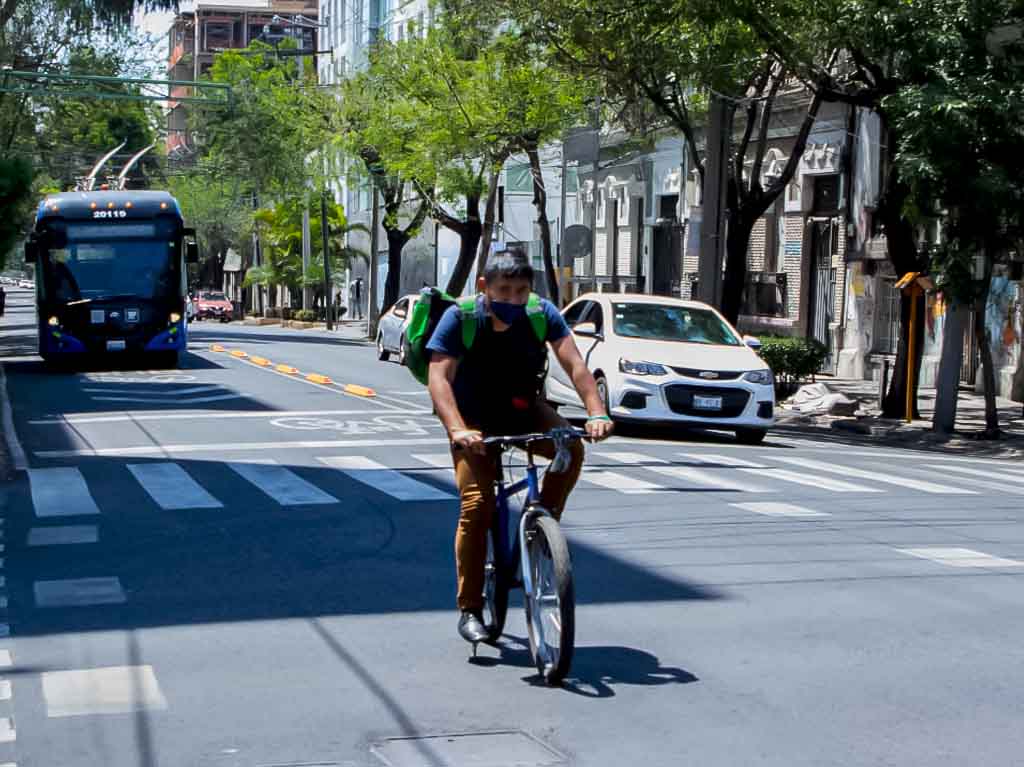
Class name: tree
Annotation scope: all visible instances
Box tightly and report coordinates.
[493,0,825,320]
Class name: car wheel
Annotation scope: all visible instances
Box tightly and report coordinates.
[397,334,407,365]
[735,428,767,445]
[595,374,611,417]
[377,333,390,361]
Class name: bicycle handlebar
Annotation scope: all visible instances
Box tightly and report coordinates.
[480,426,588,449]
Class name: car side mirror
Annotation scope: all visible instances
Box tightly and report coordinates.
[744,335,762,351]
[186,241,199,264]
[574,321,602,339]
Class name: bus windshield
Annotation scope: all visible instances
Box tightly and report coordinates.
[41,239,179,303]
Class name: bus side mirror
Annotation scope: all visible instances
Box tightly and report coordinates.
[24,239,37,263]
[186,241,199,264]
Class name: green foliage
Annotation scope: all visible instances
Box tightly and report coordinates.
[757,336,828,386]
[292,309,317,322]
[168,168,252,280]
[0,156,34,269]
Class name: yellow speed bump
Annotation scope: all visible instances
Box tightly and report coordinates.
[276,364,299,375]
[250,356,272,367]
[343,384,377,398]
[210,344,226,352]
[305,373,333,385]
[230,350,248,358]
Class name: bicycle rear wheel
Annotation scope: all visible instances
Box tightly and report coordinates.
[482,528,510,643]
[525,513,575,685]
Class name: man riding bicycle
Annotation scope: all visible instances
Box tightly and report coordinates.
[427,249,613,645]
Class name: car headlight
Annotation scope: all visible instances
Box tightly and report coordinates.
[743,369,773,385]
[619,358,668,376]
[169,312,181,324]
[48,315,59,326]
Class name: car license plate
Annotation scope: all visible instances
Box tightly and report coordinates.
[693,395,723,410]
[106,339,126,351]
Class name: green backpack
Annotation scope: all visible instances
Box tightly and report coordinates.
[402,287,547,384]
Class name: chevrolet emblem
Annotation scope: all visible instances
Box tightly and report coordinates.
[699,371,719,379]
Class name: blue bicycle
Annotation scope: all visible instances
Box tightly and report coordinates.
[478,426,584,686]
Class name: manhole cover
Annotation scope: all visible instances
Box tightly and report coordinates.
[371,730,567,767]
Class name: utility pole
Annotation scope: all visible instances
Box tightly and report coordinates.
[301,202,312,310]
[321,188,333,330]
[367,181,381,339]
[697,95,730,307]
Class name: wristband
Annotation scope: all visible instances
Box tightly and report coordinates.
[587,415,612,423]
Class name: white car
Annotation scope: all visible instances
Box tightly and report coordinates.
[376,294,418,364]
[545,293,775,443]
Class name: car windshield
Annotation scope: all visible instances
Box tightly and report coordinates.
[611,302,742,346]
[42,240,177,303]
[201,292,227,301]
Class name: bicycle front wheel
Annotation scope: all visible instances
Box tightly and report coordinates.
[525,513,575,685]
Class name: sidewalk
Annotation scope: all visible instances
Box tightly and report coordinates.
[775,374,1024,457]
[238,316,372,344]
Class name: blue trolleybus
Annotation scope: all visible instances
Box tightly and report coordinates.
[25,190,199,367]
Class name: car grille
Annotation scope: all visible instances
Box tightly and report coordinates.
[670,367,743,380]
[664,385,750,418]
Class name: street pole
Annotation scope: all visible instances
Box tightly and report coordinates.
[367,181,381,339]
[697,95,730,307]
[301,203,312,310]
[321,188,333,330]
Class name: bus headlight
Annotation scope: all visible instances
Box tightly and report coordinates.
[169,312,181,324]
[48,316,59,326]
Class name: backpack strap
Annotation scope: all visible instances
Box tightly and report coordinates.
[526,293,547,343]
[459,296,480,351]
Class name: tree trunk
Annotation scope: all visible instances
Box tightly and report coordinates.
[974,268,1001,438]
[720,210,754,325]
[382,225,409,311]
[477,166,502,279]
[443,194,482,297]
[931,299,968,434]
[527,146,559,305]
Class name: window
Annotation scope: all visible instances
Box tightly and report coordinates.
[506,163,533,194]
[813,175,840,213]
[588,303,605,333]
[417,11,425,36]
[562,301,589,327]
[564,166,579,193]
[787,180,801,203]
[617,193,629,224]
[611,303,741,346]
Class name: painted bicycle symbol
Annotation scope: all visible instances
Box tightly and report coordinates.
[270,414,440,436]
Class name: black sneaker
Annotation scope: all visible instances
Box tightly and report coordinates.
[458,610,488,644]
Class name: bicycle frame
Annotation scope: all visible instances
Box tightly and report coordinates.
[493,451,549,600]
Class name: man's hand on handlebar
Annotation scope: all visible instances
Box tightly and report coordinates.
[585,414,614,442]
[451,428,486,454]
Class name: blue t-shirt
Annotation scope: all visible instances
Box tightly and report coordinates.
[426,295,570,432]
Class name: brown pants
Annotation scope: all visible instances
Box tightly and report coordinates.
[451,403,584,611]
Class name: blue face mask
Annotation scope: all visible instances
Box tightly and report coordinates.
[489,299,527,325]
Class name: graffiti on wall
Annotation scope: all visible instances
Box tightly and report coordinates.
[985,275,1021,372]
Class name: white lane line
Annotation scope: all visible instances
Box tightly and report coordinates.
[677,452,767,468]
[42,665,167,717]
[318,456,455,501]
[90,393,244,404]
[0,680,10,701]
[0,651,10,668]
[680,452,881,492]
[82,385,222,395]
[37,437,450,458]
[229,461,338,506]
[897,547,1024,569]
[600,452,771,493]
[907,467,1024,496]
[0,717,13,742]
[28,526,100,546]
[412,453,454,469]
[924,463,1024,485]
[731,502,830,518]
[30,408,424,425]
[127,463,223,510]
[0,364,27,472]
[581,470,666,494]
[769,456,977,495]
[34,577,127,607]
[27,468,101,517]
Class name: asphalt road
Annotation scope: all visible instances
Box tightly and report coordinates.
[1,287,1024,767]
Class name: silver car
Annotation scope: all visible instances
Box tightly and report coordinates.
[376,294,417,364]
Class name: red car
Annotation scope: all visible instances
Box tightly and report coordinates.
[195,291,233,322]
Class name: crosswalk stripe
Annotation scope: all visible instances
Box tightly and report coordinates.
[318,456,455,501]
[411,453,454,469]
[731,502,830,517]
[581,470,666,494]
[680,452,879,492]
[600,452,771,492]
[924,463,1024,486]
[907,467,1024,495]
[770,456,977,495]
[229,461,339,506]
[34,577,126,607]
[27,468,101,517]
[28,526,99,546]
[0,717,13,743]
[677,452,767,468]
[897,547,1024,568]
[127,463,223,510]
